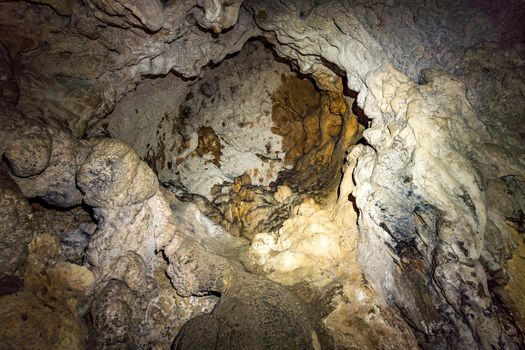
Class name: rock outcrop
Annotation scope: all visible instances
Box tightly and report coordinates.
[0,0,524,349]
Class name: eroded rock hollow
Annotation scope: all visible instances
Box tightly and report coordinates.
[0,1,524,349]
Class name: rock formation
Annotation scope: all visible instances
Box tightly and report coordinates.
[0,0,524,349]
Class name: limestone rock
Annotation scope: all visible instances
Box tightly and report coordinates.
[245,1,525,347]
[92,279,138,347]
[173,273,317,350]
[0,233,94,350]
[323,283,419,350]
[163,199,318,350]
[192,0,245,33]
[0,0,258,136]
[0,294,85,350]
[147,256,219,349]
[249,197,354,286]
[103,41,289,199]
[77,138,158,208]
[24,203,95,264]
[1,0,524,348]
[24,233,95,295]
[166,238,234,297]
[86,0,164,32]
[0,164,33,275]
[6,120,85,207]
[91,274,159,349]
[0,104,52,178]
[274,185,293,203]
[0,102,186,348]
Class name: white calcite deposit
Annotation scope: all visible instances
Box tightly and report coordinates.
[102,41,290,199]
[0,0,524,349]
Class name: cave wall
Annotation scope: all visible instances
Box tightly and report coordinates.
[0,0,524,349]
[245,1,525,347]
[96,40,291,199]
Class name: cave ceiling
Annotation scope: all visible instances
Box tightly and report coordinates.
[0,0,524,349]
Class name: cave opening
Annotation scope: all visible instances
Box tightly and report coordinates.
[80,39,373,348]
[93,38,368,241]
[2,0,523,349]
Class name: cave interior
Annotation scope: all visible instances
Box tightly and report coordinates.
[0,0,524,349]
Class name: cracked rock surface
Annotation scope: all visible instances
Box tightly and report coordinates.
[0,0,524,349]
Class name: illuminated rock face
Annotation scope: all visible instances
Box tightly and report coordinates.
[1,0,524,349]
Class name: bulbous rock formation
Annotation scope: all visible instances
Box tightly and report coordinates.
[0,0,524,349]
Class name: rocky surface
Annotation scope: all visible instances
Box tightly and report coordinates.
[0,0,524,349]
[98,41,290,199]
[0,93,327,349]
[0,0,260,137]
[163,201,319,350]
[0,233,94,350]
[173,273,317,350]
[244,1,525,348]
[99,39,360,203]
[0,164,33,275]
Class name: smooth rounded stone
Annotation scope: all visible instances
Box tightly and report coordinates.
[166,238,235,297]
[77,138,158,208]
[91,276,157,349]
[173,273,317,350]
[12,126,84,207]
[4,124,52,177]
[92,279,135,347]
[89,251,160,348]
[0,104,57,187]
[171,314,219,350]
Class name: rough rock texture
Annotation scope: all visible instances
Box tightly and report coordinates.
[162,210,318,350]
[0,0,259,137]
[162,197,322,350]
[173,273,317,350]
[244,1,525,348]
[98,39,361,204]
[1,92,321,349]
[0,44,19,104]
[0,164,33,275]
[1,0,524,349]
[99,37,361,241]
[1,92,179,348]
[246,145,419,349]
[0,233,94,350]
[0,102,84,207]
